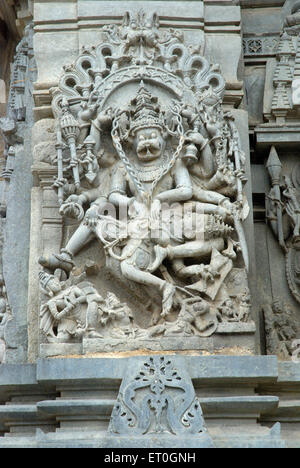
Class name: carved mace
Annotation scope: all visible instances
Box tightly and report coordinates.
[60,103,81,189]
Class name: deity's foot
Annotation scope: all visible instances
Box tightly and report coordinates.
[148,245,169,272]
[222,238,239,260]
[75,327,104,339]
[39,251,74,273]
[86,329,104,339]
[161,283,176,318]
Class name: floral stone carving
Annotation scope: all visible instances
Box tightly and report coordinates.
[108,355,214,447]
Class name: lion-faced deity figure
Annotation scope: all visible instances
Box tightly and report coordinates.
[38,11,252,345]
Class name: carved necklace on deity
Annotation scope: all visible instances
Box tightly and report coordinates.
[112,115,184,198]
[132,150,171,182]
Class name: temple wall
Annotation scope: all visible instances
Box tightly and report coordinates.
[0,0,299,449]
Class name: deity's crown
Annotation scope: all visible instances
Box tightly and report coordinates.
[129,82,164,134]
[39,271,54,289]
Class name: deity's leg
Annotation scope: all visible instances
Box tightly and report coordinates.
[86,302,100,328]
[193,202,227,218]
[65,223,96,257]
[39,224,95,273]
[193,187,225,206]
[169,238,224,258]
[120,261,175,316]
[56,323,72,343]
[121,261,165,289]
[172,258,207,278]
[149,238,225,273]
[85,302,104,338]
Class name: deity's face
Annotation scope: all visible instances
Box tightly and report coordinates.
[48,278,62,295]
[134,127,165,163]
[225,299,234,308]
[272,301,282,315]
[192,301,209,315]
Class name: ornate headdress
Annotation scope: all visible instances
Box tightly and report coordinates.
[39,271,57,297]
[129,82,165,135]
[39,271,54,288]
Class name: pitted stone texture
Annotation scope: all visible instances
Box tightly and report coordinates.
[33,141,57,165]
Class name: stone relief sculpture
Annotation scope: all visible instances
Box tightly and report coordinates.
[266,146,300,305]
[37,11,253,353]
[39,271,136,342]
[263,300,299,359]
[269,2,300,122]
[262,4,300,360]
[0,23,34,214]
[108,355,214,448]
[110,356,203,435]
[0,23,35,362]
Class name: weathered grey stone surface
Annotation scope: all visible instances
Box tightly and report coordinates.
[107,355,216,447]
[31,4,254,360]
[0,23,36,364]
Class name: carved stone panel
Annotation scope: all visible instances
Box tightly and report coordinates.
[106,355,215,447]
[0,23,36,363]
[30,10,254,358]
